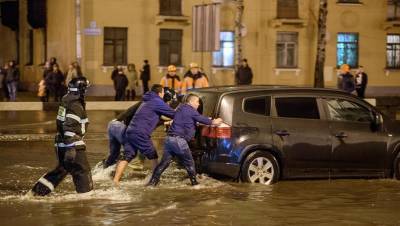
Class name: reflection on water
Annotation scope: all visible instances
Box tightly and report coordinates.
[1,141,400,225]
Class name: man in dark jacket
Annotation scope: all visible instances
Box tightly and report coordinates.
[235,58,253,85]
[147,93,222,186]
[30,77,93,196]
[46,64,65,102]
[140,60,150,93]
[355,66,368,98]
[339,64,355,94]
[113,84,175,185]
[114,68,128,101]
[5,60,19,101]
[0,63,10,100]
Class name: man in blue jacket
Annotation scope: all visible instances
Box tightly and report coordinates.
[113,84,175,185]
[147,93,222,186]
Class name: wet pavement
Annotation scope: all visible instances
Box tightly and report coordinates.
[1,111,400,225]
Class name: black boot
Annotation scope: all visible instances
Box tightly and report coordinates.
[146,176,160,187]
[190,176,199,186]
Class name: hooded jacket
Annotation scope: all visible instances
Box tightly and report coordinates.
[126,91,175,137]
[168,104,212,141]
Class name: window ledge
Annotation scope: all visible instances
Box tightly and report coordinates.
[156,15,190,25]
[269,18,307,28]
[274,68,301,76]
[383,20,400,30]
[211,67,235,74]
[336,2,363,6]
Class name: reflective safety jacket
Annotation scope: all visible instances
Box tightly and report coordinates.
[160,74,181,93]
[181,72,209,94]
[55,93,89,149]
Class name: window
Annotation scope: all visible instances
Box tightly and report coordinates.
[337,0,361,3]
[103,27,127,66]
[213,31,234,67]
[326,99,372,123]
[277,32,298,68]
[243,96,271,116]
[275,97,320,119]
[337,33,358,68]
[159,29,182,66]
[387,34,400,69]
[388,0,400,21]
[159,0,181,16]
[277,0,298,19]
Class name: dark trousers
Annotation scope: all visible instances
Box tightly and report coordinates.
[149,136,196,185]
[31,146,93,196]
[142,80,149,93]
[356,87,366,98]
[115,88,126,101]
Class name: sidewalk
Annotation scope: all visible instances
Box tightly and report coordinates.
[0,91,139,111]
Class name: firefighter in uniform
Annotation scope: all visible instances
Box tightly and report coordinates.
[30,77,93,196]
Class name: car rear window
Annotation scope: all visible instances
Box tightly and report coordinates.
[275,97,320,119]
[243,96,271,116]
[191,91,219,116]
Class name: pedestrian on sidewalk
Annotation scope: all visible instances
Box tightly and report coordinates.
[355,65,368,98]
[338,64,355,94]
[140,60,151,93]
[235,58,253,85]
[46,64,65,102]
[113,84,175,186]
[0,62,10,101]
[5,60,20,101]
[30,77,93,196]
[147,93,222,186]
[114,67,128,101]
[126,63,138,100]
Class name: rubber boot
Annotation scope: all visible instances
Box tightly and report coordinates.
[146,175,159,187]
[190,176,199,186]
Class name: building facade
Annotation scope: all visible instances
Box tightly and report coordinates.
[0,0,399,96]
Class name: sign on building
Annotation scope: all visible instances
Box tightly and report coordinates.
[192,3,220,52]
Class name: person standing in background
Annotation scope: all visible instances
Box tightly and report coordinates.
[181,62,209,94]
[160,65,181,94]
[235,58,253,85]
[355,66,368,98]
[5,60,19,101]
[140,60,151,93]
[126,63,138,100]
[0,62,9,101]
[114,67,128,101]
[338,64,355,94]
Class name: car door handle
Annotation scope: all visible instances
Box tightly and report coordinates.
[275,130,290,137]
[335,132,348,138]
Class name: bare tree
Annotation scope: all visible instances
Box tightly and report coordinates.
[235,0,244,66]
[314,0,328,88]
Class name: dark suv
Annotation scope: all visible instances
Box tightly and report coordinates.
[189,86,400,185]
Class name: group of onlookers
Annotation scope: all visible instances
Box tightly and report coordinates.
[338,64,368,98]
[38,58,84,102]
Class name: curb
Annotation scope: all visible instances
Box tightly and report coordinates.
[0,101,139,111]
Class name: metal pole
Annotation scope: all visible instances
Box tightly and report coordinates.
[75,0,82,64]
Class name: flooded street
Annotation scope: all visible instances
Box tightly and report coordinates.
[1,112,400,225]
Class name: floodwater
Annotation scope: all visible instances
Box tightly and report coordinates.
[1,111,400,225]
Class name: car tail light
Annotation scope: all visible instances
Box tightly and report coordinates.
[201,123,231,138]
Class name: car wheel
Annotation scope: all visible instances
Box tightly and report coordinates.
[241,151,279,185]
[394,153,400,180]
